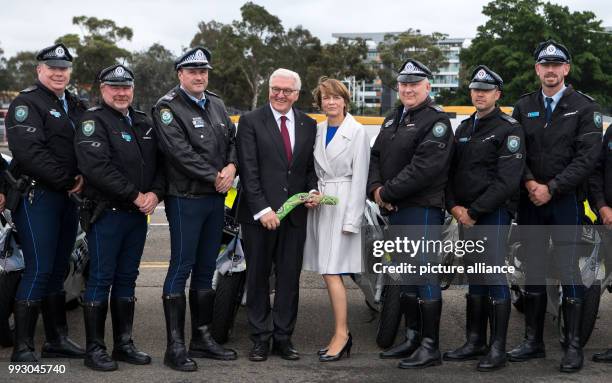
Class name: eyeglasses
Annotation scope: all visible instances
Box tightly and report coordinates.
[270,87,298,96]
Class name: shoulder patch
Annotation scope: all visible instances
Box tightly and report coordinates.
[159,108,173,125]
[428,104,444,113]
[87,106,102,112]
[81,120,96,137]
[432,122,448,138]
[20,85,38,93]
[594,112,603,129]
[500,114,518,124]
[576,90,595,102]
[204,90,219,98]
[507,135,521,153]
[14,105,29,122]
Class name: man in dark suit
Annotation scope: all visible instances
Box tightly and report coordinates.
[236,68,318,362]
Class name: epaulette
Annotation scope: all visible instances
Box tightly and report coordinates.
[576,90,595,102]
[161,90,177,102]
[87,106,102,112]
[519,90,537,99]
[20,85,38,93]
[205,90,219,98]
[133,109,147,115]
[500,113,519,124]
[428,104,444,113]
[460,116,471,124]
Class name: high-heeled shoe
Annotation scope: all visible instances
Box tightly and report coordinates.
[319,333,352,362]
[317,347,328,356]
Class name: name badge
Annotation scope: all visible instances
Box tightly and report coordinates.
[49,109,61,118]
[458,137,470,143]
[527,111,540,118]
[121,132,132,142]
[192,117,205,128]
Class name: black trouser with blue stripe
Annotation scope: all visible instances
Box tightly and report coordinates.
[388,207,443,301]
[83,209,147,303]
[163,195,224,295]
[14,188,79,301]
[518,193,584,298]
[461,208,511,300]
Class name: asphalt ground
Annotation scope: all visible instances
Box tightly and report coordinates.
[0,144,612,382]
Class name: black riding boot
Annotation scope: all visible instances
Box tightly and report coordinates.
[11,300,41,363]
[163,294,197,371]
[507,291,546,361]
[188,289,237,360]
[111,297,151,365]
[84,300,117,371]
[41,292,85,358]
[398,299,442,369]
[380,292,421,359]
[477,298,510,371]
[559,297,583,373]
[443,294,488,361]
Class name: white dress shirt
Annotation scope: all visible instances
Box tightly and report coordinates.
[253,105,297,221]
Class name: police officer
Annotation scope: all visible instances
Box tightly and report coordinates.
[5,43,86,362]
[152,47,238,371]
[369,59,454,369]
[443,66,525,371]
[588,111,612,365]
[507,40,602,373]
[75,64,164,371]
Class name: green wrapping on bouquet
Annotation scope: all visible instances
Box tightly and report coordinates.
[275,192,339,221]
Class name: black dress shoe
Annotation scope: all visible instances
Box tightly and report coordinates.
[273,340,300,361]
[317,347,328,356]
[320,333,352,362]
[593,349,612,363]
[249,341,269,362]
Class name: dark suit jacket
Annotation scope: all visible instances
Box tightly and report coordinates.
[236,104,317,227]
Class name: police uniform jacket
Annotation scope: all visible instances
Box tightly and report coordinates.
[588,126,612,211]
[152,87,237,197]
[6,81,87,191]
[512,85,602,197]
[446,107,525,219]
[367,97,454,209]
[75,103,165,210]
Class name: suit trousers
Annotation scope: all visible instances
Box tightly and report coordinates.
[241,220,306,343]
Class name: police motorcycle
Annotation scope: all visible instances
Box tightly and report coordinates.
[0,154,89,348]
[209,179,247,344]
[507,202,612,348]
[357,200,459,348]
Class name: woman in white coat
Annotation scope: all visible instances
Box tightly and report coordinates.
[303,78,370,362]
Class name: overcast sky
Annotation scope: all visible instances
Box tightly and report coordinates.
[1,0,610,58]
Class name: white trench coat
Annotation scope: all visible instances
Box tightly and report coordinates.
[303,113,370,274]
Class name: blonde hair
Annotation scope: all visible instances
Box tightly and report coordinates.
[312,77,351,114]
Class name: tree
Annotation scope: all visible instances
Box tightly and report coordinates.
[0,44,9,97]
[4,51,38,92]
[376,29,448,90]
[130,43,177,112]
[460,0,612,108]
[56,16,133,91]
[191,2,374,112]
